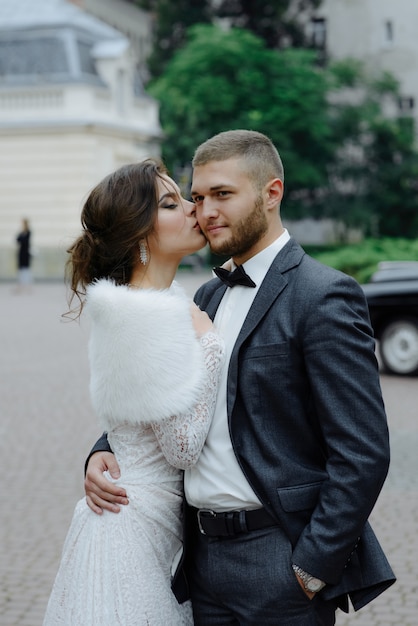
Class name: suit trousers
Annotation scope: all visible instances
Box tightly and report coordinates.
[187,518,339,626]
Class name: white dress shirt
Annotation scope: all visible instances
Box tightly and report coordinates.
[185,229,290,511]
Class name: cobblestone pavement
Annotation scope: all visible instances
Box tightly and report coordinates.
[1,274,417,625]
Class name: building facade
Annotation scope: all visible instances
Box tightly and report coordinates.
[0,0,161,280]
[69,0,153,84]
[309,0,418,119]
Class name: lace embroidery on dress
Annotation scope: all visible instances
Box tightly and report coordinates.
[153,331,225,469]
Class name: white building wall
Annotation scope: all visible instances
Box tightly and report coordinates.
[0,125,160,280]
[317,0,418,114]
[0,0,161,280]
[0,78,161,280]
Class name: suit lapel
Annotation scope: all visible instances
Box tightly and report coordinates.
[205,284,227,321]
[227,240,305,416]
[237,270,287,343]
[234,239,304,349]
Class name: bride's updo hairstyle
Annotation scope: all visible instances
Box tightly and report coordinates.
[66,158,167,317]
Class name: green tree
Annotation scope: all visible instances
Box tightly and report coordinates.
[148,24,333,210]
[364,117,418,237]
[325,60,418,238]
[132,0,212,78]
[149,26,418,237]
[132,0,322,77]
[215,0,322,49]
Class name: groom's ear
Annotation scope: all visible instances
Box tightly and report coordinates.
[265,178,284,210]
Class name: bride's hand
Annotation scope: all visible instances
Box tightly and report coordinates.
[190,302,214,337]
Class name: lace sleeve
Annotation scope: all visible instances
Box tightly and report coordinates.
[152,331,225,469]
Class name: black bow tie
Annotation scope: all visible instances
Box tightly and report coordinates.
[213,265,256,288]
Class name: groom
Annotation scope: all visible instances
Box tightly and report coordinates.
[85,130,395,624]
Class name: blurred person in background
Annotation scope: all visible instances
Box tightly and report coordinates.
[15,218,32,292]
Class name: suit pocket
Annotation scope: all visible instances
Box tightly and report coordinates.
[242,342,288,360]
[273,482,324,546]
[277,481,323,512]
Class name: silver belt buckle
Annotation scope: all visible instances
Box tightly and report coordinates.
[197,509,216,535]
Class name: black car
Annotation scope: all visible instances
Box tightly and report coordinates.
[361,261,418,376]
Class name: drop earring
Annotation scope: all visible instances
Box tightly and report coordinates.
[139,241,148,265]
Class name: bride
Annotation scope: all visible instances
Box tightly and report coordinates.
[43,159,224,625]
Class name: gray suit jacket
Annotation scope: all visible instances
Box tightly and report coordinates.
[193,238,395,611]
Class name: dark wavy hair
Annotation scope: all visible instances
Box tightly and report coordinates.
[65,158,167,317]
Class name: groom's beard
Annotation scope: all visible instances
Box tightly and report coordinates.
[204,194,267,258]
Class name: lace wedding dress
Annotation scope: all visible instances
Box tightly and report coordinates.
[43,281,224,626]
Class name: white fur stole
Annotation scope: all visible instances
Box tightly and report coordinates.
[86,279,205,430]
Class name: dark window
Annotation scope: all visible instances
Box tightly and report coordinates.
[398,96,415,112]
[77,40,97,76]
[385,20,394,43]
[0,38,68,76]
[311,18,326,50]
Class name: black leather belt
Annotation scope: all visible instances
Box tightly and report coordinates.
[194,507,277,538]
